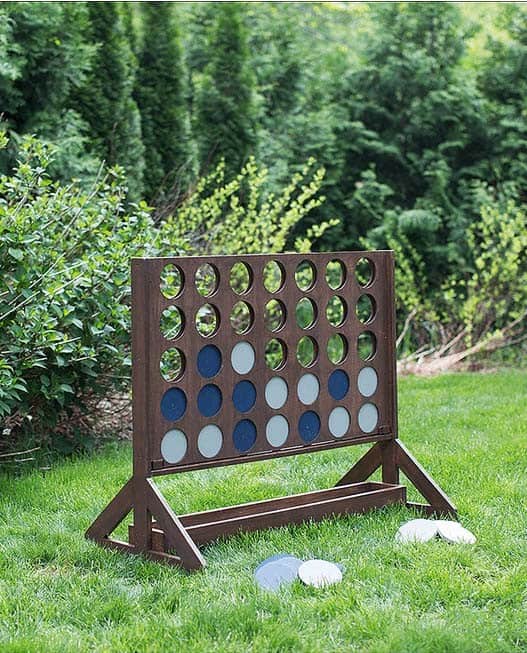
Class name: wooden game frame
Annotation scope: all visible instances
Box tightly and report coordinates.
[86,251,456,570]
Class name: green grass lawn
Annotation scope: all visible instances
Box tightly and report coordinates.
[1,370,527,652]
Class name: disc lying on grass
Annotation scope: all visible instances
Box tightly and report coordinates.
[298,559,342,588]
[254,554,304,591]
[436,520,476,544]
[395,519,438,543]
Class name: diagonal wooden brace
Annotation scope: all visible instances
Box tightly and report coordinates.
[336,439,456,517]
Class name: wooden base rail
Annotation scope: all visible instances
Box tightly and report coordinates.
[86,439,456,571]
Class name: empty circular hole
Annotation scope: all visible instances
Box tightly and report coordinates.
[160,264,184,299]
[326,259,346,290]
[230,262,252,294]
[327,333,348,364]
[160,305,185,340]
[264,299,286,332]
[195,303,219,337]
[356,294,376,324]
[161,429,187,464]
[296,335,318,367]
[230,300,254,334]
[263,260,285,293]
[195,263,218,297]
[355,257,374,287]
[160,348,185,382]
[295,260,316,291]
[265,338,286,370]
[357,331,377,360]
[326,296,347,327]
[296,297,317,329]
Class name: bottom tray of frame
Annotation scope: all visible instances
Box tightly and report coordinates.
[130,481,406,549]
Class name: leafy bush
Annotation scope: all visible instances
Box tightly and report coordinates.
[0,134,328,452]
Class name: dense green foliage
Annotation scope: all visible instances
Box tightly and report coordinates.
[1,371,527,651]
[135,2,193,204]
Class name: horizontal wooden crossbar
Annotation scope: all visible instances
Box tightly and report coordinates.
[129,481,406,551]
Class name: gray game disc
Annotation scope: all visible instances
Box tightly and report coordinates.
[254,559,301,591]
[395,518,438,543]
[298,559,343,588]
[255,553,301,574]
[436,520,476,544]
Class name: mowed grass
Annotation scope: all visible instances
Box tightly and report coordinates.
[1,370,527,652]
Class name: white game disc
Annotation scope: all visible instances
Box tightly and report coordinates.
[395,519,438,543]
[298,559,343,588]
[436,520,476,545]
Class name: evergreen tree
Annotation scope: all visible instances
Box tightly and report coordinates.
[74,2,144,196]
[195,3,256,179]
[135,2,193,204]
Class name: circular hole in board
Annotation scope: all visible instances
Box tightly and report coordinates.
[357,331,377,361]
[160,305,185,340]
[325,259,346,290]
[233,419,257,452]
[358,366,378,397]
[230,262,252,294]
[297,373,320,405]
[232,380,257,413]
[328,369,349,401]
[295,260,316,291]
[356,294,376,324]
[160,348,185,382]
[265,377,288,410]
[328,406,350,438]
[298,410,321,443]
[161,429,187,464]
[355,257,375,287]
[160,387,187,421]
[195,303,220,337]
[197,424,223,458]
[358,403,379,433]
[230,300,254,334]
[296,297,317,329]
[264,299,286,332]
[160,264,184,299]
[326,295,347,327]
[263,260,285,293]
[296,336,318,367]
[327,333,348,364]
[265,415,289,448]
[231,341,255,375]
[197,344,222,378]
[197,384,222,417]
[195,263,219,297]
[265,338,286,370]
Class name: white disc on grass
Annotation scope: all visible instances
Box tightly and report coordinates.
[395,519,438,543]
[298,559,342,588]
[436,520,476,544]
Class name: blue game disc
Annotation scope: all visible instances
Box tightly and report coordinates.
[232,380,256,413]
[328,369,349,401]
[298,411,321,443]
[160,388,187,421]
[233,419,257,452]
[197,345,222,378]
[197,384,222,417]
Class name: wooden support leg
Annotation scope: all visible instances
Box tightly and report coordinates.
[336,439,456,517]
[86,478,205,570]
[395,440,456,516]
